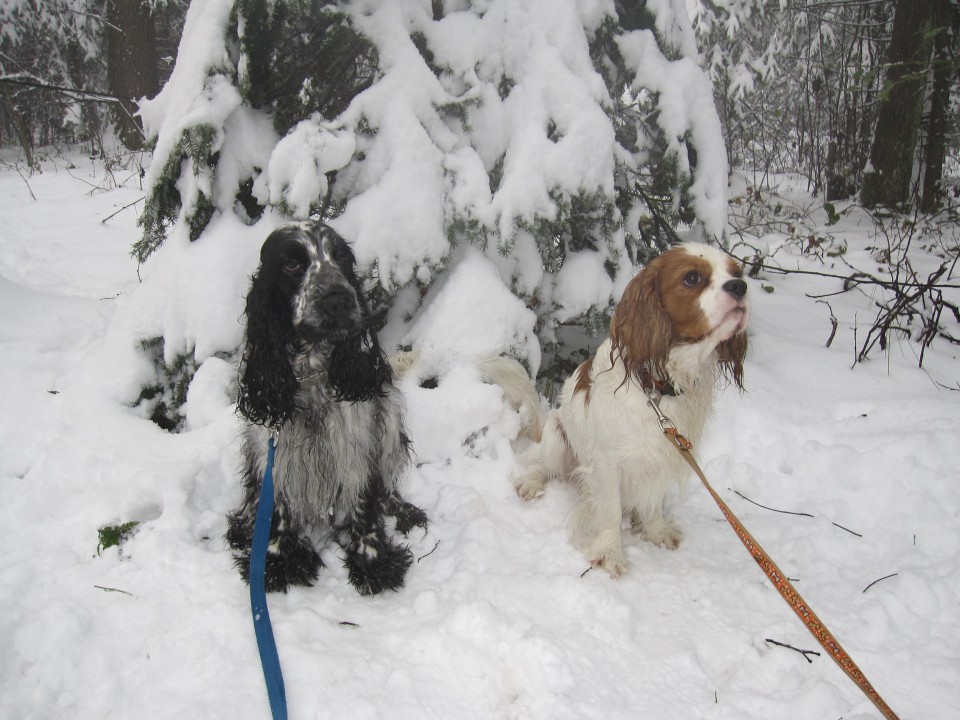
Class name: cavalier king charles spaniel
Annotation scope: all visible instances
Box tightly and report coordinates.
[226,221,426,595]
[515,243,749,577]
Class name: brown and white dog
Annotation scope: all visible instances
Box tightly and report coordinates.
[515,243,750,577]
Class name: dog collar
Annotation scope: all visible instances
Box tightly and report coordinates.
[635,367,680,398]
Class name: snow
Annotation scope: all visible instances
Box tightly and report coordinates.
[550,250,615,323]
[137,0,239,222]
[122,210,267,365]
[398,245,541,377]
[265,120,356,219]
[1,149,958,720]
[333,0,626,290]
[617,28,729,236]
[137,0,730,323]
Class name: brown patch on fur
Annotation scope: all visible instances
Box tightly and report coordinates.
[554,417,579,468]
[659,253,714,342]
[610,246,749,391]
[573,357,593,404]
[611,247,713,383]
[610,259,671,383]
[717,329,748,390]
[721,258,748,389]
[726,256,743,278]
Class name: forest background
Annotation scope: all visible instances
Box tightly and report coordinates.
[2,1,958,390]
[3,0,959,402]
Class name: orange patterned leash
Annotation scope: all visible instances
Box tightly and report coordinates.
[643,390,900,720]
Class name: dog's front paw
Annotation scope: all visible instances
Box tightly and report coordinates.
[514,470,546,501]
[230,535,323,593]
[227,509,324,592]
[591,549,630,578]
[344,539,414,595]
[634,517,683,550]
[264,536,324,592]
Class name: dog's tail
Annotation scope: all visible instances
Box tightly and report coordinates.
[478,356,544,443]
[388,348,421,379]
[390,349,543,442]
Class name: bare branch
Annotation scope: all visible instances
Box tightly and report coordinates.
[765,638,821,663]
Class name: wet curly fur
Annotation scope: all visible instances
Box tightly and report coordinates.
[226,221,426,595]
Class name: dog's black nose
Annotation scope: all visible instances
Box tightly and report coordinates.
[320,288,355,317]
[723,279,747,299]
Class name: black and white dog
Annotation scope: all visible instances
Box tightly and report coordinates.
[226,221,427,595]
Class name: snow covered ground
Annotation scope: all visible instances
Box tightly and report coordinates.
[0,151,957,719]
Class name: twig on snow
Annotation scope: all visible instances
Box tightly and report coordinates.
[15,166,36,201]
[417,539,440,563]
[862,573,898,594]
[100,195,144,224]
[815,300,839,348]
[765,638,821,663]
[731,489,814,518]
[94,585,133,596]
[831,521,863,538]
[731,489,862,540]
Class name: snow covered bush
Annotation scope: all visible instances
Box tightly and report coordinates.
[132,0,729,421]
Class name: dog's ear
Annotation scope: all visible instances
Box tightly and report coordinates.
[328,330,392,402]
[237,269,299,427]
[610,258,673,381]
[322,235,390,401]
[717,330,748,391]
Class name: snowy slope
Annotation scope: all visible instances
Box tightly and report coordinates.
[0,152,957,720]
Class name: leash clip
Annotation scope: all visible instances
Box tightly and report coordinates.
[663,426,693,451]
[642,383,693,451]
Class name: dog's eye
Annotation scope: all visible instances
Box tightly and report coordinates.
[284,260,303,275]
[683,271,702,287]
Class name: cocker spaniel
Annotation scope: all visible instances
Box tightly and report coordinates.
[515,243,750,577]
[226,221,426,595]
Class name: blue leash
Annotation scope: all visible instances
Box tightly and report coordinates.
[250,434,287,720]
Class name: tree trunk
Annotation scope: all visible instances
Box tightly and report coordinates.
[107,0,160,150]
[920,0,953,213]
[861,0,935,209]
[1,89,34,167]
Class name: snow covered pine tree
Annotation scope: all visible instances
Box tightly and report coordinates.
[132,0,728,421]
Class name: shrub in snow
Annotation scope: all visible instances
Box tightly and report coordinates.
[132,0,728,423]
